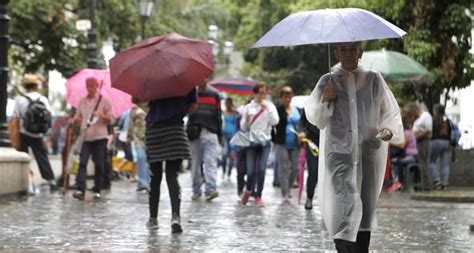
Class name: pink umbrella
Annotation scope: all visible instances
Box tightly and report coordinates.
[109,33,214,102]
[65,69,135,118]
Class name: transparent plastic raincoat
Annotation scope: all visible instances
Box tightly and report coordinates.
[304,66,403,242]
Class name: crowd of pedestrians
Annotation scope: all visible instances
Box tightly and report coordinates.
[385,101,461,193]
[8,56,464,252]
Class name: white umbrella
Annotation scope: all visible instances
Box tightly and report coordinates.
[252,8,407,70]
[253,8,406,48]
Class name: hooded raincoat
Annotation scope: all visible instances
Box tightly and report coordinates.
[304,66,403,242]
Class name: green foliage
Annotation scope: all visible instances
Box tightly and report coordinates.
[9,0,87,82]
[225,0,473,108]
[6,0,472,109]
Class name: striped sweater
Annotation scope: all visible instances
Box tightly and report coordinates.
[187,87,222,139]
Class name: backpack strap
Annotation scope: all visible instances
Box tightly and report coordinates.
[21,95,37,118]
[23,95,42,105]
[23,95,33,103]
[249,107,265,126]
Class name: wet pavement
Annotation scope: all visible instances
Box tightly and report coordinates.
[1,157,474,251]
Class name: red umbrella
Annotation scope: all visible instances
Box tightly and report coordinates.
[207,77,257,95]
[65,69,135,118]
[109,33,214,101]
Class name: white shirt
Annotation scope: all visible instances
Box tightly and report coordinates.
[412,111,432,135]
[12,92,51,138]
[240,100,279,141]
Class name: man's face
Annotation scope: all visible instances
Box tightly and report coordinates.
[410,106,421,117]
[335,43,363,71]
[198,78,208,89]
[86,79,99,97]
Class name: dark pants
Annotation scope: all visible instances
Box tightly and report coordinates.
[149,159,181,219]
[417,138,432,189]
[334,231,371,253]
[306,145,319,199]
[19,133,55,181]
[103,148,114,188]
[236,148,247,195]
[117,140,133,161]
[76,139,107,193]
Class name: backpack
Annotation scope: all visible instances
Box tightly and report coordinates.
[22,95,52,134]
[448,119,461,146]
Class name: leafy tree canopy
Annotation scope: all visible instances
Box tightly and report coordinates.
[7,0,472,109]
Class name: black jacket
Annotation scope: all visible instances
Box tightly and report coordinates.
[272,104,304,145]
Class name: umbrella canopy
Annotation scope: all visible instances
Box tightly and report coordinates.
[65,69,135,118]
[332,49,432,84]
[110,33,214,102]
[253,8,406,48]
[207,77,257,95]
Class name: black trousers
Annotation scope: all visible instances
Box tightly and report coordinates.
[334,231,371,253]
[103,148,114,188]
[236,148,247,195]
[149,159,181,219]
[19,133,55,181]
[76,139,107,193]
[306,146,319,199]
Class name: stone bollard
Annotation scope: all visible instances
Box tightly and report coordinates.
[0,147,31,197]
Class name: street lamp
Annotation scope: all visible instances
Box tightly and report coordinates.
[138,0,154,40]
[223,41,234,67]
[208,25,218,40]
[208,25,219,63]
[87,0,97,68]
[0,0,10,147]
[207,25,234,74]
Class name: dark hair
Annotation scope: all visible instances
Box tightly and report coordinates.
[279,86,293,97]
[401,111,414,130]
[432,103,445,116]
[253,83,267,94]
[225,97,233,103]
[432,103,446,135]
[24,83,38,90]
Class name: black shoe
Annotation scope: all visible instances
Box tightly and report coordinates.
[432,180,443,190]
[72,191,85,200]
[102,185,111,190]
[304,199,313,210]
[171,215,183,233]
[136,187,149,192]
[49,184,60,191]
[88,187,101,192]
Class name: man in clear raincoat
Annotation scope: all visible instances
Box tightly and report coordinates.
[304,42,403,253]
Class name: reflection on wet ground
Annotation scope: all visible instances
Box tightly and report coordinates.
[1,170,473,251]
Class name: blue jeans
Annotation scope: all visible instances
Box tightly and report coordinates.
[245,142,271,197]
[222,134,237,176]
[134,145,150,190]
[190,129,220,196]
[429,139,451,186]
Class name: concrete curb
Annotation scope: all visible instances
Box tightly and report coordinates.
[410,190,474,203]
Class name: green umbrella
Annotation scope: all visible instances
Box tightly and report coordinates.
[334,49,433,84]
